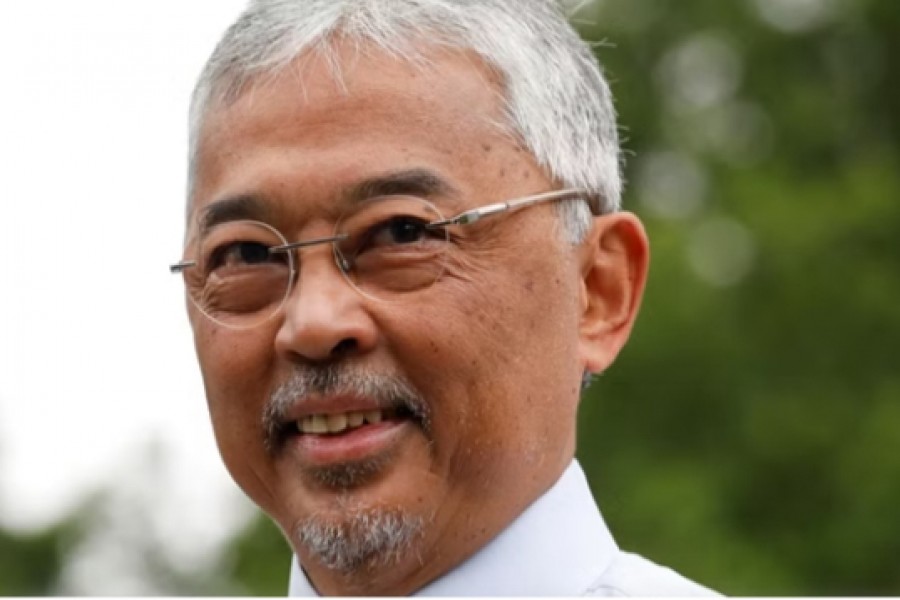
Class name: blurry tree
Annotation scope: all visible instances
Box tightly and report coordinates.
[47,442,288,596]
[219,514,292,596]
[575,0,900,595]
[0,522,73,595]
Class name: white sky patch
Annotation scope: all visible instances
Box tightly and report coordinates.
[0,1,248,532]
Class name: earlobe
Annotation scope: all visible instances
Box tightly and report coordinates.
[578,212,650,374]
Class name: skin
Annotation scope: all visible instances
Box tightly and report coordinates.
[188,41,649,595]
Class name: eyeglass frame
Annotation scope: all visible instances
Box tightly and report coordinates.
[169,187,604,328]
[170,187,604,276]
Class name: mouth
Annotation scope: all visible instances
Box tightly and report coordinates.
[263,368,430,476]
[284,406,420,474]
[290,406,416,436]
[269,401,425,469]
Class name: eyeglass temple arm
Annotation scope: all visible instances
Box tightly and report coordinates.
[429,201,509,227]
[428,188,600,228]
[170,260,196,273]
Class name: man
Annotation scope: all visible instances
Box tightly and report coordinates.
[173,0,716,595]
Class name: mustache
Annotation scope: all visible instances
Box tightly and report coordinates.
[262,364,431,452]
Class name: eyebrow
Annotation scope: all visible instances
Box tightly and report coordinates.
[198,168,460,233]
[199,194,269,234]
[343,168,460,205]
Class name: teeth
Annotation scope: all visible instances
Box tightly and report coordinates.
[298,410,384,435]
[310,415,327,434]
[297,415,327,434]
[326,413,348,433]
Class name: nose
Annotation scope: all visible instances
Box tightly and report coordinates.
[274,249,379,362]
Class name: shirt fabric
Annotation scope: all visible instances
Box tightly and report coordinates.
[288,460,717,596]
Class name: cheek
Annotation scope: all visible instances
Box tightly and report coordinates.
[195,325,275,399]
[439,244,580,361]
[387,248,580,451]
[194,325,276,463]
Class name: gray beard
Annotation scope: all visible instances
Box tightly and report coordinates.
[266,365,431,574]
[295,507,425,574]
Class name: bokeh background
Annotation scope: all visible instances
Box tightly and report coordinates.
[2,0,898,595]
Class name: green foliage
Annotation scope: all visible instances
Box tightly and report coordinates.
[0,523,75,595]
[221,514,292,596]
[576,0,900,595]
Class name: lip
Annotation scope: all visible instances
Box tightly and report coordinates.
[281,394,388,422]
[287,419,414,466]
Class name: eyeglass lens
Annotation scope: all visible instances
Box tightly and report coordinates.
[180,196,449,329]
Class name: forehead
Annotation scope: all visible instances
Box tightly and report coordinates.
[191,42,530,222]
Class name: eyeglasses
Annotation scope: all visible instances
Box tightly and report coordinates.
[171,188,600,329]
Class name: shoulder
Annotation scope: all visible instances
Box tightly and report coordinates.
[584,550,720,597]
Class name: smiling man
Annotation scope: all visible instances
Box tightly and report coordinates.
[174,0,715,596]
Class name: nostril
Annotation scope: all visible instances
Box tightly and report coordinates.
[331,338,358,356]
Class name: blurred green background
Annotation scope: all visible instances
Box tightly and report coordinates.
[3,0,898,594]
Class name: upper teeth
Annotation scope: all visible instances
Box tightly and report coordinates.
[298,410,384,435]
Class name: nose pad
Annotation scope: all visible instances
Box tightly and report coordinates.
[334,248,353,275]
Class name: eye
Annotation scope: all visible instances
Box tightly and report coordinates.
[334,197,449,267]
[211,241,276,269]
[367,216,434,247]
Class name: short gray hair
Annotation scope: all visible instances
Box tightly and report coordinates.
[188,0,622,242]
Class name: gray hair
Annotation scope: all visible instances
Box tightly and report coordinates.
[188,0,622,242]
[295,508,424,573]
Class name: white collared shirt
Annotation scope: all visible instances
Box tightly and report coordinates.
[288,460,717,596]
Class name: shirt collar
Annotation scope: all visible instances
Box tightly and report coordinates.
[288,459,619,596]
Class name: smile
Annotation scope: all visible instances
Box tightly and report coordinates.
[295,407,408,435]
[263,371,431,467]
[287,412,416,469]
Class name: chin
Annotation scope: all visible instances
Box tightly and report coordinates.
[293,503,426,574]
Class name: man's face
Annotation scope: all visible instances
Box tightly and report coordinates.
[190,44,589,595]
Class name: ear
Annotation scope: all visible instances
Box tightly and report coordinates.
[577,211,649,374]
